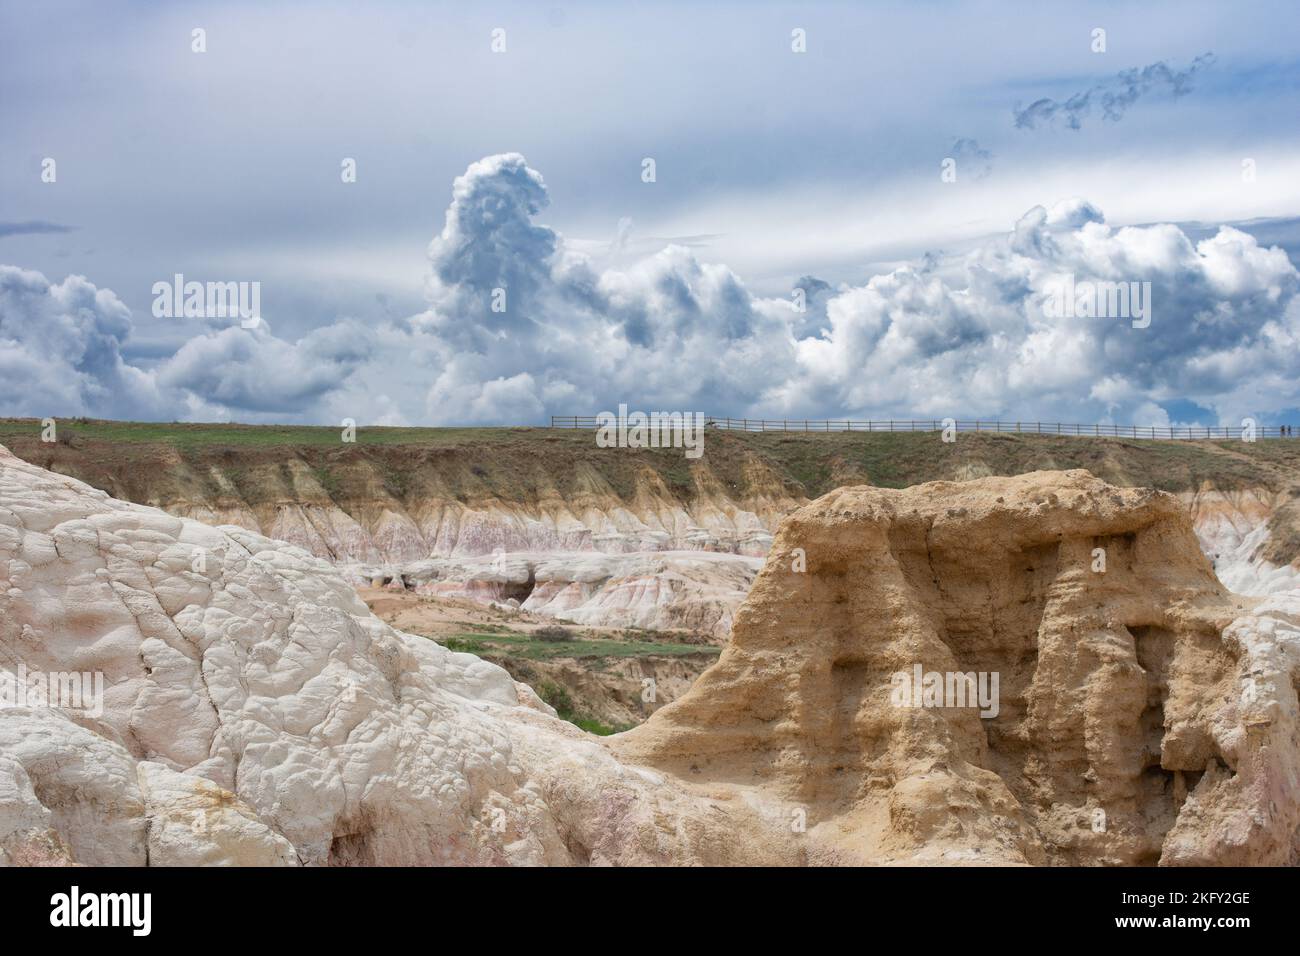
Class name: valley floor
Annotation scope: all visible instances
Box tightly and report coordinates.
[360,587,718,732]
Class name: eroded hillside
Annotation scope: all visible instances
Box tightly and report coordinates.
[5,419,1300,551]
[4,419,1300,637]
[3,449,1296,865]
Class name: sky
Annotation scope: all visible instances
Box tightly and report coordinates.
[2,0,1300,427]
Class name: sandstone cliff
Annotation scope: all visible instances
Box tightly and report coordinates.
[616,471,1300,865]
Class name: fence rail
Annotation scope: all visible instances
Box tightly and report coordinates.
[549,415,1299,440]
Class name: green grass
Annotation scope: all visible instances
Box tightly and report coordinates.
[440,631,718,662]
[433,627,698,734]
[0,417,550,449]
[532,681,634,736]
[569,715,634,736]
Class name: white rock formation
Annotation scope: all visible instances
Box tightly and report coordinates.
[171,478,778,565]
[1181,487,1300,595]
[0,445,793,866]
[351,550,762,639]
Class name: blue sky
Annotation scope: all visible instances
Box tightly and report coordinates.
[2,0,1300,426]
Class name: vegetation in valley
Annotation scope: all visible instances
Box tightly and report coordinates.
[439,628,717,662]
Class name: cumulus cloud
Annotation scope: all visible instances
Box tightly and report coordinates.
[794,201,1297,426]
[0,265,164,419]
[1014,54,1215,130]
[403,156,1298,428]
[0,265,371,421]
[408,153,793,423]
[155,319,373,414]
[2,152,1298,430]
[791,276,836,338]
[421,153,560,348]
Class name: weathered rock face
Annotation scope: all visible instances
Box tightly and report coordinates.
[352,551,762,640]
[1180,486,1300,596]
[616,470,1300,865]
[13,429,1300,638]
[175,484,779,564]
[0,445,796,866]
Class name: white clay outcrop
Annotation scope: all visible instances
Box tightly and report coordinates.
[0,445,794,865]
[351,550,762,640]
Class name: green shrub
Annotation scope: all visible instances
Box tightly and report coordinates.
[536,681,575,718]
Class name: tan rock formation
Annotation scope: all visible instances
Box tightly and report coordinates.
[615,470,1300,865]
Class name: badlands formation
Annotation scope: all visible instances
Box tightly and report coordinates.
[366,550,761,639]
[0,445,786,865]
[1,443,1297,866]
[617,471,1300,865]
[6,425,1300,639]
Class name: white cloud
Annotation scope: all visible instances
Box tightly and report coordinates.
[2,156,1298,429]
[155,319,373,415]
[0,266,165,419]
[399,159,1300,427]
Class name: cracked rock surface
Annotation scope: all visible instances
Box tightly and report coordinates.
[0,444,795,865]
